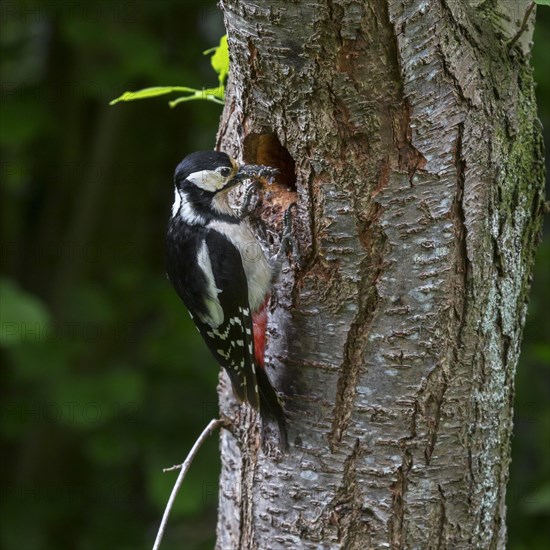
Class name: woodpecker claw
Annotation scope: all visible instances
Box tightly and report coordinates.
[271,203,299,281]
[234,164,279,185]
[281,203,299,257]
[239,182,261,218]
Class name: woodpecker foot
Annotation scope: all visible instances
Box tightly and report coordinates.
[239,182,261,219]
[272,203,299,278]
[281,203,298,256]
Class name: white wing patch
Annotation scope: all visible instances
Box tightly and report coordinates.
[187,170,227,193]
[197,240,224,327]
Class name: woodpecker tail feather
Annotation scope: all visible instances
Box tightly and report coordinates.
[225,365,287,449]
[256,367,287,450]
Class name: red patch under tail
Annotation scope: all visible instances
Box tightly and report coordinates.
[252,297,269,368]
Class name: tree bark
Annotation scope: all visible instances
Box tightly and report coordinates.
[215,1,545,548]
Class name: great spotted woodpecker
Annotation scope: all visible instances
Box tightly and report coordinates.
[165,150,292,442]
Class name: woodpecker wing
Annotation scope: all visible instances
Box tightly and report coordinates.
[166,224,258,408]
[197,229,260,407]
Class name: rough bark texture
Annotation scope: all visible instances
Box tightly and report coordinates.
[215,1,545,548]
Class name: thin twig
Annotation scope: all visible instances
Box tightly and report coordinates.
[152,418,227,550]
[508,1,535,53]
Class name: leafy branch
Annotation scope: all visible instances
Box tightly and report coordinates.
[110,35,228,107]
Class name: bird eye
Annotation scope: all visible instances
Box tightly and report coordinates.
[218,167,231,178]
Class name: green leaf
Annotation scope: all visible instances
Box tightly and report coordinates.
[109,86,198,105]
[535,0,550,6]
[205,35,229,86]
[0,278,51,347]
[109,35,229,107]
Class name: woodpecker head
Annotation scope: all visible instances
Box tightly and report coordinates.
[175,151,238,195]
[172,150,278,223]
[170,151,238,222]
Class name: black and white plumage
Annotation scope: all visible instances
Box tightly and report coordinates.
[165,150,286,437]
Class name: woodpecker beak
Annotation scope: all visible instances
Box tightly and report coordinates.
[231,164,279,185]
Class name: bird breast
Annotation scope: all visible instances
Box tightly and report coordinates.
[207,220,273,312]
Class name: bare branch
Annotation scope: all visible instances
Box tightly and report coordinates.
[152,418,228,550]
[508,2,535,52]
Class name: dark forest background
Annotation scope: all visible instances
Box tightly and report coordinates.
[0,2,548,549]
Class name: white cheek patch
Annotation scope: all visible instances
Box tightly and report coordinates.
[187,170,226,192]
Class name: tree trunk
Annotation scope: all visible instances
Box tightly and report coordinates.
[215,1,545,548]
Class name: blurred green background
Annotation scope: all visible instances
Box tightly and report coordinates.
[0,1,548,549]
